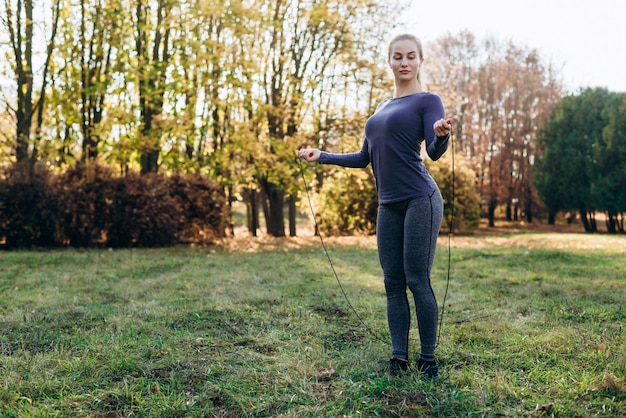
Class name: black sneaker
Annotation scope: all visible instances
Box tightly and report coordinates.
[389,358,410,375]
[417,358,440,379]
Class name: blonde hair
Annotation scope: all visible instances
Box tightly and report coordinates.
[388,33,424,87]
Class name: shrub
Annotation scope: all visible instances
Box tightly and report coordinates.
[426,157,481,234]
[105,172,182,248]
[1,162,227,248]
[0,162,61,248]
[166,173,227,245]
[311,156,481,237]
[316,168,378,236]
[57,166,228,248]
[56,163,115,247]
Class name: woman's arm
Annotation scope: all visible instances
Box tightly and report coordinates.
[424,95,451,161]
[299,138,370,168]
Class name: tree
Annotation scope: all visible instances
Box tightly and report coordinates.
[427,33,562,226]
[133,0,174,174]
[77,0,120,161]
[252,0,402,237]
[534,88,615,232]
[591,92,626,233]
[44,0,122,165]
[5,3,584,238]
[2,0,61,164]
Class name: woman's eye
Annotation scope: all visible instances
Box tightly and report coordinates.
[393,54,416,60]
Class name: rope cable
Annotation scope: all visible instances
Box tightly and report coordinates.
[437,125,454,345]
[297,160,385,342]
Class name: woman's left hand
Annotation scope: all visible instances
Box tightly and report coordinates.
[433,118,451,137]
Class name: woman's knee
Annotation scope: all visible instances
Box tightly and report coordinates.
[384,274,406,295]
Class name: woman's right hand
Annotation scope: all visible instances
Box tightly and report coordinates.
[298,148,321,162]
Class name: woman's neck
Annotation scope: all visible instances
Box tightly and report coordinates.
[393,80,423,98]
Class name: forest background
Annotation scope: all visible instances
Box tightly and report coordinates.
[1,0,625,248]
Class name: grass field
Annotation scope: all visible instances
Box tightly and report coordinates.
[0,230,625,417]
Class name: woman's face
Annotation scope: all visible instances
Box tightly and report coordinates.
[388,39,422,82]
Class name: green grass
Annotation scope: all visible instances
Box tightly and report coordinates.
[0,232,625,417]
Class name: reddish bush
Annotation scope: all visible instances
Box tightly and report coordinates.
[0,162,227,248]
[105,172,182,248]
[166,173,227,244]
[0,162,61,248]
[56,163,114,247]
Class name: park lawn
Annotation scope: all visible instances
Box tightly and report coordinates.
[0,231,624,417]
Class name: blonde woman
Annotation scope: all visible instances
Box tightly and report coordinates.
[299,33,451,378]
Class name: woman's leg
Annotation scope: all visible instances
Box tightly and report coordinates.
[377,202,410,360]
[403,189,443,362]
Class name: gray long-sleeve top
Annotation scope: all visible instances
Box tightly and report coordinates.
[319,92,449,204]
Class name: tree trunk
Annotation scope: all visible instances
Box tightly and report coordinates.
[79,10,110,163]
[9,0,59,164]
[579,208,589,231]
[14,0,34,163]
[605,211,617,234]
[135,0,169,175]
[225,185,234,236]
[579,208,592,232]
[524,187,533,222]
[245,188,259,237]
[288,195,296,237]
[140,150,159,174]
[488,197,497,227]
[260,178,285,237]
[525,203,533,223]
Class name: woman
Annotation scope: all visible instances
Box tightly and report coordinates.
[298,33,451,378]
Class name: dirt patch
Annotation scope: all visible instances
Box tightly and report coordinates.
[217,224,625,253]
[217,234,377,253]
[449,229,626,252]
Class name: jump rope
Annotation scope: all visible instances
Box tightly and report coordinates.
[297,119,454,346]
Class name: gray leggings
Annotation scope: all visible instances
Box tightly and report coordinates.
[376,189,443,361]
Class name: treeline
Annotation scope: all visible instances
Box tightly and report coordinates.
[535,88,626,233]
[426,31,564,227]
[1,0,401,241]
[1,0,624,244]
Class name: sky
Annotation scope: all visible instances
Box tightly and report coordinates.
[404,0,626,93]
